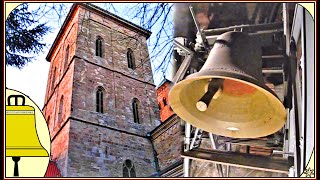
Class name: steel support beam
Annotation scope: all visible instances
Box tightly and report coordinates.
[203,22,283,36]
[283,3,300,176]
[190,128,200,149]
[183,123,191,177]
[226,143,231,177]
[172,40,194,84]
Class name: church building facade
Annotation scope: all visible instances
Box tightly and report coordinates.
[43,3,163,177]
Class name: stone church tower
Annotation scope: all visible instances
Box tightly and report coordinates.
[42,3,160,177]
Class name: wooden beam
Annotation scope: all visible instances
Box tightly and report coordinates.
[181,148,293,174]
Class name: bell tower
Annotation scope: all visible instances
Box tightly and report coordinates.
[43,3,160,177]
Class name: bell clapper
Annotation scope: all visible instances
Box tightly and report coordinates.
[12,157,20,176]
[196,101,208,112]
[196,78,224,112]
[212,87,223,99]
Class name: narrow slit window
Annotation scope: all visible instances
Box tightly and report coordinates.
[96,88,103,113]
[64,45,69,72]
[58,96,64,125]
[96,37,103,57]
[51,67,56,92]
[132,98,140,124]
[127,48,135,69]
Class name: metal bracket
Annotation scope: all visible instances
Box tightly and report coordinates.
[172,40,194,84]
[189,6,210,52]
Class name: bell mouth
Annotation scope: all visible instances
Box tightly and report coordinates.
[169,73,286,138]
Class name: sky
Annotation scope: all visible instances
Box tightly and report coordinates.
[5,3,174,108]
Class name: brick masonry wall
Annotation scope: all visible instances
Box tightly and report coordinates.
[71,57,159,135]
[72,6,160,129]
[50,121,71,177]
[43,47,75,177]
[43,7,79,176]
[76,7,153,83]
[43,6,79,136]
[67,119,155,177]
[152,116,183,170]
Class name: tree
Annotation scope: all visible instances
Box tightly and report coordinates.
[6,3,50,69]
[127,3,173,76]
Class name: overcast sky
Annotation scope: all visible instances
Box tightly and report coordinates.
[6,3,173,108]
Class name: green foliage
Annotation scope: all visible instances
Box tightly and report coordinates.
[6,4,50,69]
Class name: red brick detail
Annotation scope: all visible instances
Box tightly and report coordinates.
[156,82,174,122]
[45,161,61,177]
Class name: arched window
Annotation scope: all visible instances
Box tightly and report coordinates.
[96,37,103,57]
[163,97,167,106]
[51,67,56,92]
[132,98,140,124]
[127,48,135,69]
[58,96,64,124]
[123,159,136,177]
[96,87,104,113]
[64,45,69,72]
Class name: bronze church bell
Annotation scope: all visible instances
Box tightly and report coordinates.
[169,31,286,138]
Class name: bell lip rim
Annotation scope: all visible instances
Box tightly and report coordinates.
[168,73,287,138]
[5,149,49,157]
[6,105,35,109]
[5,155,50,157]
